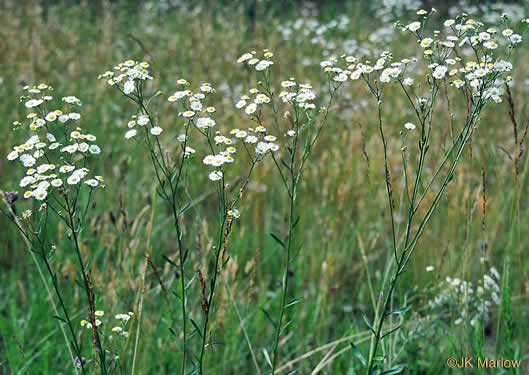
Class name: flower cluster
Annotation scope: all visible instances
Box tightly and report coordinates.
[237,50,274,71]
[80,310,133,339]
[235,87,271,116]
[320,12,524,107]
[6,84,104,202]
[427,267,501,326]
[98,59,153,95]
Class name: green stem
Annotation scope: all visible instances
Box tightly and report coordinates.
[64,196,107,375]
[271,173,296,374]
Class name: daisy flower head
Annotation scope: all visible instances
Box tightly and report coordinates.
[209,171,223,181]
[51,179,63,187]
[33,188,48,201]
[420,38,433,48]
[245,103,257,115]
[509,34,522,44]
[125,129,137,139]
[84,179,99,187]
[483,41,498,49]
[227,208,240,219]
[150,126,163,136]
[237,52,254,63]
[196,117,216,129]
[407,22,421,32]
[403,77,414,86]
[67,175,81,185]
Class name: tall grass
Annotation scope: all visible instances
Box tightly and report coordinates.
[1,1,528,374]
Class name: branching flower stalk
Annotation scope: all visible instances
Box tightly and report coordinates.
[4,84,107,372]
[322,10,525,374]
[100,61,197,374]
[237,50,342,374]
[101,60,275,374]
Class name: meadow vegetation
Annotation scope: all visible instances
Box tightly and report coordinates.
[1,1,528,374]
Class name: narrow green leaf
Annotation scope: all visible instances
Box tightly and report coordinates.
[361,311,375,334]
[163,255,176,267]
[168,327,178,338]
[386,306,410,315]
[293,215,301,228]
[380,365,406,374]
[270,233,286,248]
[156,189,169,201]
[177,202,191,217]
[382,324,402,339]
[190,319,203,339]
[185,273,196,290]
[53,315,67,324]
[286,297,303,309]
[350,342,366,367]
[281,320,293,334]
[145,90,163,108]
[261,308,277,328]
[262,348,273,369]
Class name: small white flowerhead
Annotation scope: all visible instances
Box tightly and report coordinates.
[420,38,433,48]
[404,122,416,130]
[483,41,498,49]
[227,208,240,219]
[203,155,215,165]
[407,22,421,32]
[85,179,99,187]
[33,188,48,201]
[150,126,163,136]
[208,171,223,181]
[125,129,137,139]
[245,103,257,115]
[67,175,81,185]
[51,179,63,187]
[403,77,414,86]
[89,145,101,154]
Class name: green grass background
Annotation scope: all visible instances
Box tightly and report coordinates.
[1,0,528,374]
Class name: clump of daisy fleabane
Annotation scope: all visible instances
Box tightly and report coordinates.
[321,11,524,105]
[80,310,134,340]
[6,84,104,205]
[100,59,279,374]
[318,10,527,375]
[235,49,343,375]
[99,59,152,95]
[4,83,107,374]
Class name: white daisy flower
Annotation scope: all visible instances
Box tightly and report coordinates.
[208,171,223,181]
[245,103,257,115]
[33,188,48,201]
[125,129,137,139]
[51,179,63,187]
[67,175,81,185]
[150,126,163,136]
